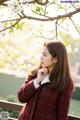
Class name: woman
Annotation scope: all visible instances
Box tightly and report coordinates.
[18,41,75,120]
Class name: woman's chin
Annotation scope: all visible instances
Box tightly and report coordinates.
[41,64,47,68]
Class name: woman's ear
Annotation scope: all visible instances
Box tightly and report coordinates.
[53,57,57,63]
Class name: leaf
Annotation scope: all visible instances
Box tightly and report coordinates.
[9,29,14,33]
[20,22,25,27]
[35,7,41,12]
[4,22,8,27]
[15,22,25,30]
[60,18,65,22]
[45,11,49,14]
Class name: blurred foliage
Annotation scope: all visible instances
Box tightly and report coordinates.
[0,35,80,73]
[0,36,42,73]
[0,95,19,119]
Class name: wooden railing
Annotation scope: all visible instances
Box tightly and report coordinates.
[0,100,23,120]
[0,100,80,120]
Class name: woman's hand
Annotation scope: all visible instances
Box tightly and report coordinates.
[36,68,48,84]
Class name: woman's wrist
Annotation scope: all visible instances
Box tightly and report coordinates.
[36,78,41,84]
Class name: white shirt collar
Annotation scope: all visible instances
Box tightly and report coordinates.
[41,74,50,85]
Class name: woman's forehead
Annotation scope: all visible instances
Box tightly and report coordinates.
[42,47,49,53]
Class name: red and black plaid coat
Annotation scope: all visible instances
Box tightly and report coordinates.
[18,76,73,120]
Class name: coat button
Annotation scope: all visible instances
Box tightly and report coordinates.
[43,87,46,90]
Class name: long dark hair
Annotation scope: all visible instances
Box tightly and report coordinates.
[29,41,75,91]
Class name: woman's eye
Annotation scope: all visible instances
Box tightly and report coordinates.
[44,54,47,56]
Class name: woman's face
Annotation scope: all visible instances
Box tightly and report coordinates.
[40,47,56,72]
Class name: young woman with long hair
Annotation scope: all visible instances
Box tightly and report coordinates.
[18,41,75,120]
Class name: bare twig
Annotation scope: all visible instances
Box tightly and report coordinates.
[29,24,56,40]
[71,3,80,9]
[70,17,80,34]
[55,20,58,40]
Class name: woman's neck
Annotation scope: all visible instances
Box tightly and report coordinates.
[48,63,56,73]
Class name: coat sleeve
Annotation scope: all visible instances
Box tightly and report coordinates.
[17,77,38,103]
[56,85,73,120]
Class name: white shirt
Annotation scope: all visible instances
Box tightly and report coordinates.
[34,74,50,89]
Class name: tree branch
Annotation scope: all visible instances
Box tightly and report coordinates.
[55,20,58,40]
[22,0,48,5]
[0,18,21,23]
[21,8,80,21]
[71,3,80,9]
[0,0,10,3]
[0,19,20,32]
[0,0,10,6]
[34,0,48,5]
[0,1,80,37]
[0,3,7,6]
[70,17,80,34]
[29,24,57,40]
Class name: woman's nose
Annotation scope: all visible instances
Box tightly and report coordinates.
[40,55,43,60]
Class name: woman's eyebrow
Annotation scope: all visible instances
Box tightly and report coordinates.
[42,52,48,54]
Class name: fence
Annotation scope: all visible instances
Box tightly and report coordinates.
[0,100,80,120]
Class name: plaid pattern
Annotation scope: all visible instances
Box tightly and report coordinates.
[18,77,73,120]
